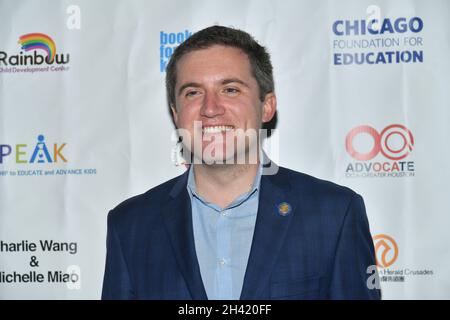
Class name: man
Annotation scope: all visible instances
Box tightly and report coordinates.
[102,26,380,300]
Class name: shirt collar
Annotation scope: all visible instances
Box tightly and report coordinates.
[186,162,262,209]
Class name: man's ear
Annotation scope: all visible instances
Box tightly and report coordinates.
[262,93,277,123]
[170,104,178,124]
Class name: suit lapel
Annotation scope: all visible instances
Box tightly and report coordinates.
[240,168,297,300]
[162,171,208,300]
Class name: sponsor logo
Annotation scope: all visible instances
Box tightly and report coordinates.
[1,135,67,164]
[0,33,70,73]
[373,234,434,283]
[331,14,425,66]
[160,30,192,72]
[0,135,97,177]
[374,234,399,268]
[345,124,415,178]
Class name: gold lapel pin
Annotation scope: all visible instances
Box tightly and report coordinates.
[277,202,292,216]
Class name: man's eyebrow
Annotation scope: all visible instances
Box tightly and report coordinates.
[177,82,202,96]
[177,78,250,97]
[221,78,250,88]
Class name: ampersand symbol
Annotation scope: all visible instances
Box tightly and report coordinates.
[29,256,39,267]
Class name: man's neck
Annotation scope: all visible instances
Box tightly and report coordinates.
[193,161,260,209]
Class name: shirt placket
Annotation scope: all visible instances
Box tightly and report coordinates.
[215,208,232,299]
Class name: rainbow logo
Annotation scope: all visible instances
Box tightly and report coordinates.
[18,33,56,63]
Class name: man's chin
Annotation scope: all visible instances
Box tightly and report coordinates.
[190,150,257,166]
[192,154,235,166]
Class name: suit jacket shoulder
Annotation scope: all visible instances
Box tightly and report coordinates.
[108,171,187,226]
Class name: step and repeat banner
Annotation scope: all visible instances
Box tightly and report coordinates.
[0,0,449,299]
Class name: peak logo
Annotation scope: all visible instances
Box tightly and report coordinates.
[0,135,100,178]
[373,234,399,268]
[0,33,70,74]
[345,124,415,178]
[0,135,67,164]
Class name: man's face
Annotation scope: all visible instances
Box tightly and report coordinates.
[171,45,276,164]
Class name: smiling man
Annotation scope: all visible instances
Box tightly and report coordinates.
[102,25,381,300]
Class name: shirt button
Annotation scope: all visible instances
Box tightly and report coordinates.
[220,211,227,216]
[219,259,226,266]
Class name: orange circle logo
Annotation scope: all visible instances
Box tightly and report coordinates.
[373,234,399,268]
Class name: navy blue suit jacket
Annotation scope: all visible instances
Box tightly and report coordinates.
[102,165,381,300]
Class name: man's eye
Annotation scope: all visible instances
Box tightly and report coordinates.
[223,87,240,94]
[185,90,199,97]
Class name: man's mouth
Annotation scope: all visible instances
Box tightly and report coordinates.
[202,125,235,134]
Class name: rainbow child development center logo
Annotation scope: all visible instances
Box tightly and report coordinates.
[0,33,70,73]
[19,33,56,63]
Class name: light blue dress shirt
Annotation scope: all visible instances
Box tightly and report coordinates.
[186,164,262,300]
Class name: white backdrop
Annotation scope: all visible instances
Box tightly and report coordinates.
[0,0,449,299]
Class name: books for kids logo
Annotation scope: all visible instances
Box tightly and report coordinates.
[160,30,192,72]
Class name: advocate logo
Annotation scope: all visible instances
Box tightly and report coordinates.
[0,33,70,74]
[345,124,415,178]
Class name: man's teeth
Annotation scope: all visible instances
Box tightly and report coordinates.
[202,126,234,133]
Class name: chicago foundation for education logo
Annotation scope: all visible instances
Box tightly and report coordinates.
[344,124,415,178]
[373,234,399,268]
[331,16,425,66]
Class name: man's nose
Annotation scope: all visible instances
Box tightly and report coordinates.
[200,91,225,118]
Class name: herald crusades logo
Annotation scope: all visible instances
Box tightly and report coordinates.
[373,234,399,268]
[372,234,434,283]
[0,33,70,73]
